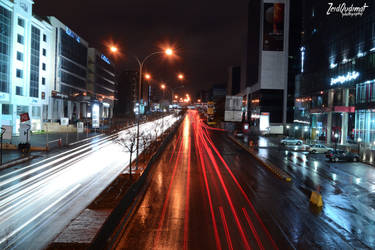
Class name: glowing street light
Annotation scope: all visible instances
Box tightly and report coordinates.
[178,74,184,80]
[110,46,118,53]
[161,84,166,89]
[165,48,173,56]
[109,43,178,171]
[175,95,178,99]
[145,73,151,80]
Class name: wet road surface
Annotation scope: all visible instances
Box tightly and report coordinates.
[115,110,375,249]
[115,111,292,249]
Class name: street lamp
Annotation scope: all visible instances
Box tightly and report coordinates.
[109,45,174,171]
[110,46,118,53]
[178,73,184,80]
[145,73,151,80]
[334,133,339,150]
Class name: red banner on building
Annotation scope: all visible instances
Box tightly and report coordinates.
[20,113,30,122]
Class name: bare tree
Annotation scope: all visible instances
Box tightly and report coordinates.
[115,129,138,178]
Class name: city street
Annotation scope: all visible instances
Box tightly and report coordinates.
[113,110,373,249]
[0,115,179,249]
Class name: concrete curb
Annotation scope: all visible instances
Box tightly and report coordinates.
[228,135,292,182]
[0,155,38,170]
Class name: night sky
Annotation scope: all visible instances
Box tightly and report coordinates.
[33,0,248,96]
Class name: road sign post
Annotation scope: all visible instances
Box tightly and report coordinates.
[0,127,5,165]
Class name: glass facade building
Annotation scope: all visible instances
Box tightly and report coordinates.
[0,5,11,93]
[29,26,40,98]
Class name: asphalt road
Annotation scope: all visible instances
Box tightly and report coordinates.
[115,111,291,249]
[0,115,179,249]
[115,110,374,250]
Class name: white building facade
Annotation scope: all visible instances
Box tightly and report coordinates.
[0,0,55,134]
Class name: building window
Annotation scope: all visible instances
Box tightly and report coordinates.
[30,26,40,98]
[16,86,22,95]
[18,17,24,27]
[42,48,46,56]
[42,77,46,85]
[2,104,10,115]
[0,6,11,93]
[17,34,24,44]
[42,63,46,71]
[41,91,45,99]
[16,51,23,61]
[32,106,41,117]
[43,34,47,42]
[16,69,23,78]
[16,105,28,115]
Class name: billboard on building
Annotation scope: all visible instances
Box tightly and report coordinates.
[224,96,243,122]
[263,3,284,51]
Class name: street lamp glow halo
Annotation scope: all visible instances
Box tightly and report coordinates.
[165,48,173,55]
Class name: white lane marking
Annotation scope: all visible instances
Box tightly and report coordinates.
[0,184,81,245]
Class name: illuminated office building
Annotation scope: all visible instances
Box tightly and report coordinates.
[0,0,55,133]
[87,48,116,120]
[294,0,373,150]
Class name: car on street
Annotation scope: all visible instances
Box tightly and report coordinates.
[280,137,303,146]
[326,150,360,162]
[308,144,334,154]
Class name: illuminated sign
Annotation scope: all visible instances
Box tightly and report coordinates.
[260,112,270,131]
[92,103,100,128]
[101,54,111,64]
[330,71,359,86]
[65,27,81,43]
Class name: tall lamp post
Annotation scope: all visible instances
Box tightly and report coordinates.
[109,46,174,171]
[134,49,173,171]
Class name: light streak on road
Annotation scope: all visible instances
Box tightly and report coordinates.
[0,114,180,249]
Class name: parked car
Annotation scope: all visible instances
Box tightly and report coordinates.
[327,150,360,162]
[309,144,334,154]
[280,137,303,146]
